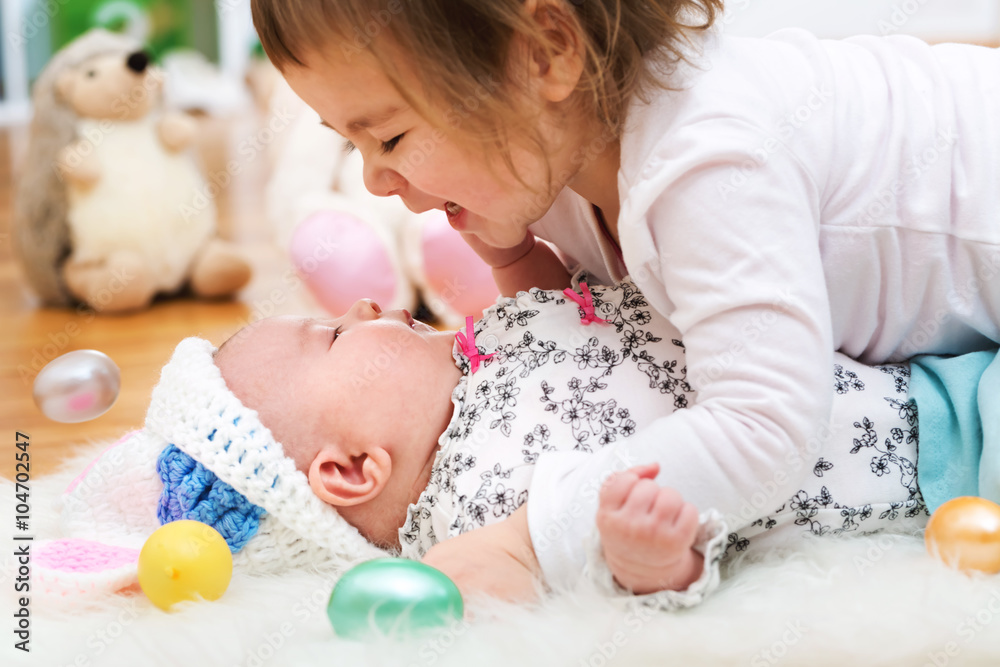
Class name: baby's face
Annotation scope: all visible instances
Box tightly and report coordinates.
[281,46,573,249]
[215,300,460,473]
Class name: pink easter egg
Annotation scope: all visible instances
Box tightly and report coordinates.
[289,211,397,316]
[420,212,499,317]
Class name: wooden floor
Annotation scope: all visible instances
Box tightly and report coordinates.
[0,113,328,480]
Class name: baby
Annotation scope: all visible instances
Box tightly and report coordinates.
[211,275,936,604]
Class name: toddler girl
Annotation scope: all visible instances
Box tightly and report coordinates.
[250,0,1000,595]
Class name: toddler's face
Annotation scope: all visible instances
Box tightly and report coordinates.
[282,47,571,249]
[215,300,460,473]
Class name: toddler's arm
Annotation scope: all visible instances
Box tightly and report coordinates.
[462,231,571,296]
[527,131,834,593]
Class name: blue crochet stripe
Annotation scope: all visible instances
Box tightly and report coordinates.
[156,443,266,553]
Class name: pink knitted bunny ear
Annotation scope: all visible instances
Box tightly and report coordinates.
[32,538,140,597]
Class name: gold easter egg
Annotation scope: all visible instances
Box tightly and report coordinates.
[925,496,1000,574]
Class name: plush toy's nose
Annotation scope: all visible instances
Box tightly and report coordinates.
[126,51,150,73]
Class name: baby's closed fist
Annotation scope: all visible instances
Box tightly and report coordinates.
[596,462,704,595]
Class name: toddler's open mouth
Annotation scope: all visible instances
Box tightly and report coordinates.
[445,201,467,230]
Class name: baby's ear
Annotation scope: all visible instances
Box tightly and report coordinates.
[308,445,391,507]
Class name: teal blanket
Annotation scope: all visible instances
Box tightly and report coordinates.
[909,349,1000,513]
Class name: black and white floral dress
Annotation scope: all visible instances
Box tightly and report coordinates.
[398,275,928,608]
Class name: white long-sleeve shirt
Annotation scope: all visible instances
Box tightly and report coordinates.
[528,28,1000,589]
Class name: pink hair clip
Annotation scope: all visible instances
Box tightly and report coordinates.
[455,316,495,373]
[563,282,608,325]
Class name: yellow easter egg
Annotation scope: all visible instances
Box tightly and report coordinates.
[138,520,233,611]
[925,497,1000,574]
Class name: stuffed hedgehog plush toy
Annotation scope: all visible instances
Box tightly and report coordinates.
[14,29,251,313]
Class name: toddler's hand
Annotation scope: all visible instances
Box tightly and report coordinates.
[596,462,704,596]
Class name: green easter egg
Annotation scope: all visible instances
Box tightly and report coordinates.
[327,558,464,639]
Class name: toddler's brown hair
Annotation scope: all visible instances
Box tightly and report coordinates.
[252,0,722,181]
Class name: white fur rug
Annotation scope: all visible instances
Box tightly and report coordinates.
[4,442,1000,667]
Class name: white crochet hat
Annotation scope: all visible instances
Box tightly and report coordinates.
[59,337,388,582]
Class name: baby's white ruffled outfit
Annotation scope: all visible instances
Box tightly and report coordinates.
[400,275,927,608]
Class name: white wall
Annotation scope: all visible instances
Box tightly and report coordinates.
[1,0,31,125]
[722,0,1000,43]
[216,0,255,81]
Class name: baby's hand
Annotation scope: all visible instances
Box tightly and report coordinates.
[596,462,704,596]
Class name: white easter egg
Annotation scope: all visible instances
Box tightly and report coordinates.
[33,350,121,423]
